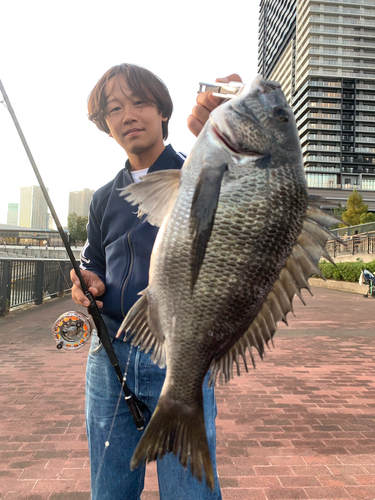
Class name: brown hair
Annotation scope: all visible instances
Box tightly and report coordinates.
[87,63,173,140]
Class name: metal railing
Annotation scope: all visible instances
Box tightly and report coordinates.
[0,258,73,316]
[326,231,375,258]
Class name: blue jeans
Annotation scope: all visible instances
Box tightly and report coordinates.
[86,333,222,500]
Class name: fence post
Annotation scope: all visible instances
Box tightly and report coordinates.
[352,236,355,255]
[0,261,12,317]
[368,233,370,254]
[34,261,44,305]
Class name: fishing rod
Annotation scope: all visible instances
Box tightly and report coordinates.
[0,79,146,431]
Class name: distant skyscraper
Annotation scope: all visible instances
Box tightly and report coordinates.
[68,189,94,218]
[7,203,19,226]
[258,0,375,210]
[19,186,49,229]
[258,0,297,81]
[48,213,55,230]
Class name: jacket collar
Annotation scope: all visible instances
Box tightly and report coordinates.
[124,144,176,174]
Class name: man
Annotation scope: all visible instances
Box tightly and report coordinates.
[71,63,239,500]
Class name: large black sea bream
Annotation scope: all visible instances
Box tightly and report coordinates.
[118,76,340,489]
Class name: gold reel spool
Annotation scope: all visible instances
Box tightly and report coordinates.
[52,311,94,350]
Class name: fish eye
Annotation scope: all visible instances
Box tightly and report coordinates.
[274,107,289,122]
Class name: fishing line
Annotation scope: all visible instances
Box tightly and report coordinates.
[94,343,135,491]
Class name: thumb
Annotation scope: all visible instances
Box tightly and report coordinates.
[215,73,242,84]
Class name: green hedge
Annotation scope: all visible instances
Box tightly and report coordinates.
[316,259,375,282]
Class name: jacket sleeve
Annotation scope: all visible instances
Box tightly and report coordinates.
[79,195,106,284]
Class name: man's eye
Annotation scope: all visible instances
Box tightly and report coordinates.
[109,106,121,113]
[134,101,144,106]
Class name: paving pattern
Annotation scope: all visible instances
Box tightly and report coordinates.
[1,287,375,499]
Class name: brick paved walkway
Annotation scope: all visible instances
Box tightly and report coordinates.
[1,287,375,499]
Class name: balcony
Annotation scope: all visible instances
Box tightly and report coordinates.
[311,37,375,49]
[357,83,375,91]
[310,5,375,17]
[310,26,375,38]
[309,48,375,60]
[299,123,341,134]
[319,0,375,6]
[356,147,375,153]
[305,165,341,172]
[306,134,341,141]
[305,155,341,163]
[302,145,341,153]
[357,126,375,132]
[294,101,342,120]
[297,113,342,124]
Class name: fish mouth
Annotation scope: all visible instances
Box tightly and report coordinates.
[211,122,264,158]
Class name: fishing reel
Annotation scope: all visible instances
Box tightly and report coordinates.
[52,311,94,350]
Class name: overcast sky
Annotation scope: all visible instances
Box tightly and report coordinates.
[0,1,260,226]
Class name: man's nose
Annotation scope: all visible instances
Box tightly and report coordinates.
[122,105,137,124]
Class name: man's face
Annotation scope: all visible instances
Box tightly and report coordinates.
[104,76,167,155]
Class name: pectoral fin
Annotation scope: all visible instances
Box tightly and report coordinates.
[118,170,181,227]
[117,289,166,368]
[190,163,228,290]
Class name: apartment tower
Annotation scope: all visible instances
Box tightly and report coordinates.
[258,0,375,209]
[19,186,49,229]
[68,189,94,218]
[7,203,19,226]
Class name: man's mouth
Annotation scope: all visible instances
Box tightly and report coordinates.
[124,128,143,137]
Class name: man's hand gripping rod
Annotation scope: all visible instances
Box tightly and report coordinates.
[0,79,146,431]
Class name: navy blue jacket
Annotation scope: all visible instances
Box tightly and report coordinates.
[80,144,185,338]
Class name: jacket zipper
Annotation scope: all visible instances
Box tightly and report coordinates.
[121,168,143,339]
[120,217,142,318]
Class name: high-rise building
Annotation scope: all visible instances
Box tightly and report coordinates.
[7,203,19,226]
[258,0,375,210]
[68,189,94,218]
[48,213,55,230]
[19,186,49,229]
[258,0,297,82]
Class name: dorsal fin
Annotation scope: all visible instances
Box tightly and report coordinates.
[208,205,341,386]
[118,170,181,227]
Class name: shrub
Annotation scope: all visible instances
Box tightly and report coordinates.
[315,259,375,282]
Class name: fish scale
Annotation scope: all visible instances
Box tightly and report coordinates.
[118,75,342,489]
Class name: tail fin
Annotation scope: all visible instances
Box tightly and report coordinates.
[130,395,214,490]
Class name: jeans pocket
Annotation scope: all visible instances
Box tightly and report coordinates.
[89,332,104,356]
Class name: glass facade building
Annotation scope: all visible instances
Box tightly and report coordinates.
[7,203,19,226]
[68,188,94,218]
[258,0,375,210]
[19,186,49,229]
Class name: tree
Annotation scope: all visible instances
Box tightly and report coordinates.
[360,212,375,224]
[341,189,375,226]
[68,212,88,243]
[330,202,346,229]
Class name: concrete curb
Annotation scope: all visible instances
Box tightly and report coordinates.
[309,277,367,295]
